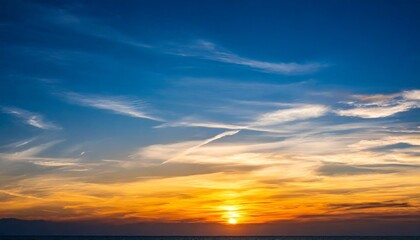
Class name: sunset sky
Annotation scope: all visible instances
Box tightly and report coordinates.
[0,0,419,235]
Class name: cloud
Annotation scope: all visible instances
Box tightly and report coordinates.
[20,2,151,49]
[369,142,417,152]
[134,134,355,166]
[317,162,419,176]
[297,212,420,222]
[46,8,152,49]
[8,141,63,159]
[170,40,327,75]
[328,202,411,210]
[336,103,416,118]
[1,128,419,224]
[63,92,162,121]
[348,135,420,151]
[317,162,395,176]
[159,104,329,135]
[29,161,78,167]
[1,107,60,130]
[250,104,329,127]
[336,89,419,118]
[352,93,401,103]
[14,138,36,148]
[0,140,85,180]
[154,104,330,156]
[402,90,420,101]
[156,120,246,131]
[87,162,262,184]
[155,118,289,134]
[1,137,38,149]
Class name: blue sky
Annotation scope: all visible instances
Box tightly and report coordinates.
[0,0,419,232]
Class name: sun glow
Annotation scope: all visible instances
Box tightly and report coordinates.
[228,218,237,224]
[224,206,240,224]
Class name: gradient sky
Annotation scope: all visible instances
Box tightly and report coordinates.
[0,0,419,235]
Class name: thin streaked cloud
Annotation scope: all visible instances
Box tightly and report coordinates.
[336,103,417,118]
[62,92,163,121]
[158,104,330,134]
[169,40,327,75]
[1,107,60,130]
[156,119,246,130]
[250,104,329,127]
[25,2,152,49]
[3,140,63,160]
[336,89,419,118]
[1,140,75,167]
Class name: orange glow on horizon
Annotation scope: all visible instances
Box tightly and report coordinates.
[1,137,419,224]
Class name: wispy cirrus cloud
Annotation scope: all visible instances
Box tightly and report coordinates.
[62,92,162,121]
[135,123,420,174]
[42,7,152,49]
[15,1,151,49]
[154,103,330,160]
[336,90,419,118]
[0,140,78,167]
[156,120,246,131]
[155,103,331,155]
[250,104,329,127]
[1,107,60,130]
[153,88,416,161]
[158,104,329,134]
[0,140,83,183]
[9,2,326,76]
[2,137,38,149]
[3,140,63,161]
[170,40,327,75]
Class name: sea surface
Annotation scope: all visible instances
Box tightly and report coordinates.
[0,237,419,240]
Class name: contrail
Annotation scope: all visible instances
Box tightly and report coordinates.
[161,130,241,164]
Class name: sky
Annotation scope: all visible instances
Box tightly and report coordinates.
[0,0,419,236]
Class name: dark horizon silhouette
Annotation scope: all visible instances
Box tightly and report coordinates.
[1,218,419,236]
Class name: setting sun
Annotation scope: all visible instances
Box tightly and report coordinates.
[223,206,240,224]
[228,218,237,225]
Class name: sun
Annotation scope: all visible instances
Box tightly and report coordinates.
[222,206,240,225]
[228,218,237,224]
